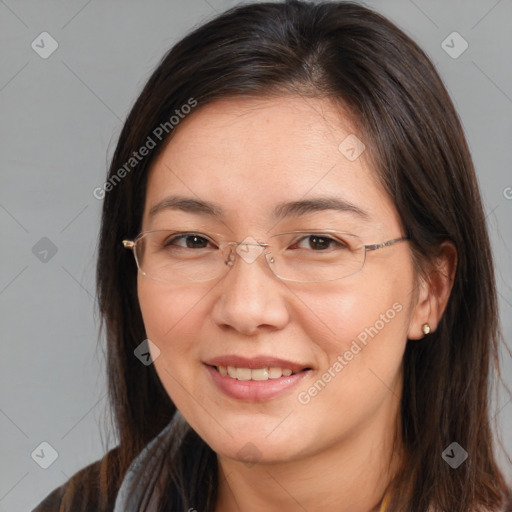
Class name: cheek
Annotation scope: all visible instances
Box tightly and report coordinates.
[306,276,409,352]
[295,269,412,406]
[137,279,212,422]
[138,277,200,337]
[137,279,207,375]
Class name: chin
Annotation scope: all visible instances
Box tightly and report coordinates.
[197,424,311,465]
[214,440,298,465]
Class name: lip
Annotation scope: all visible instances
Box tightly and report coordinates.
[203,355,311,373]
[203,355,313,402]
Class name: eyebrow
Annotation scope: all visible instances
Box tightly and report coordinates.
[148,195,369,220]
[149,196,222,217]
[272,197,369,221]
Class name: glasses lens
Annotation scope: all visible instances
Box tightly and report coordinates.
[132,230,365,283]
[267,232,365,282]
[135,231,227,282]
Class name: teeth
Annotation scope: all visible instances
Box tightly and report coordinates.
[269,367,282,379]
[217,366,298,381]
[236,368,251,381]
[251,368,269,381]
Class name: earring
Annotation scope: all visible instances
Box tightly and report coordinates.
[422,323,431,335]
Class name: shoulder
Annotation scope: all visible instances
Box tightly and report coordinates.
[31,447,122,512]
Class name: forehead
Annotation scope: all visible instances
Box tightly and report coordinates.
[143,95,401,233]
[161,95,358,165]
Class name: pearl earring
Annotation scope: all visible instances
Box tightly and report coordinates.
[422,323,431,335]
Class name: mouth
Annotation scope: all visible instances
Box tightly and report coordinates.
[203,356,313,401]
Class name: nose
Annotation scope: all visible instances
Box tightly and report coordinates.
[210,244,290,336]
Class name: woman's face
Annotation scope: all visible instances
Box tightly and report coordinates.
[137,95,421,464]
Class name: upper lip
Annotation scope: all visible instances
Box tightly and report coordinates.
[204,355,312,372]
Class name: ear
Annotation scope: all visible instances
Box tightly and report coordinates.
[408,241,457,340]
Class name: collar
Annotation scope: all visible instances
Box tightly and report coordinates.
[113,412,186,512]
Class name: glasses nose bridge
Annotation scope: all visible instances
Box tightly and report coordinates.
[223,239,274,274]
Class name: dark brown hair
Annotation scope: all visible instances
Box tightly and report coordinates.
[55,1,512,510]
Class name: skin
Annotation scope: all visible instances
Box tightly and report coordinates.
[136,95,456,512]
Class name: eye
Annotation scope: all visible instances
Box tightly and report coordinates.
[163,233,215,249]
[291,234,349,251]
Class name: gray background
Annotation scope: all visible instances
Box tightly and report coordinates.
[1,0,511,510]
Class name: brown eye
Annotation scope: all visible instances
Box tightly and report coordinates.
[164,234,212,249]
[292,235,347,251]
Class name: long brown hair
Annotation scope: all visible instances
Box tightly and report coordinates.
[60,1,511,510]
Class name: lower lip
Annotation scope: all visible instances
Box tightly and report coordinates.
[205,364,311,401]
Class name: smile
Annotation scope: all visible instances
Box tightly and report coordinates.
[204,363,312,401]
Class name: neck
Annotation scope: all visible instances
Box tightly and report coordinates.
[214,404,403,512]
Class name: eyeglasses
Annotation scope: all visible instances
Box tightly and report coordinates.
[122,229,409,284]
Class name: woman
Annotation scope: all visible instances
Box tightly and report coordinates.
[32,1,511,511]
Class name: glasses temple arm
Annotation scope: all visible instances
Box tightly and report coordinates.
[364,236,409,252]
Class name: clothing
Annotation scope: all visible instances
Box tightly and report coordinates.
[113,411,183,511]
